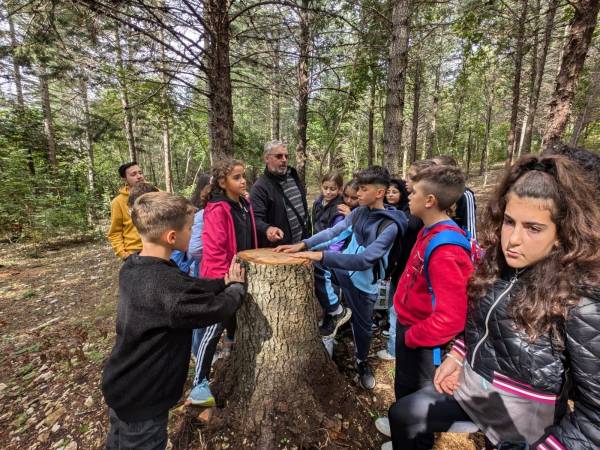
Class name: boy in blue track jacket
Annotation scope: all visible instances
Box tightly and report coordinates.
[277,166,407,389]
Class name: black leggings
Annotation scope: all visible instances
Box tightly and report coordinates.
[390,323,473,450]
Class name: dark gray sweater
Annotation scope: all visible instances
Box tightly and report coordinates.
[101,254,244,421]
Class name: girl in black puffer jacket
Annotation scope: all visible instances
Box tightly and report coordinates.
[387,155,600,450]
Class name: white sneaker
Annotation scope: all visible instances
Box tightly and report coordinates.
[375,417,391,437]
[377,349,396,361]
[381,441,392,450]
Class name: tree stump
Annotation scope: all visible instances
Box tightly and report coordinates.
[219,249,336,448]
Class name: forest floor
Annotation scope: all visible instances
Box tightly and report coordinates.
[0,167,503,450]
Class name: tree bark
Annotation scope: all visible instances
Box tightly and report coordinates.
[506,0,529,166]
[39,64,57,167]
[409,58,421,165]
[480,100,493,176]
[80,77,97,221]
[383,0,412,174]
[367,81,375,167]
[570,64,600,145]
[542,0,600,151]
[295,0,310,187]
[426,62,441,158]
[519,0,558,155]
[161,37,173,193]
[115,23,137,162]
[465,127,472,179]
[9,15,35,175]
[205,0,235,162]
[225,249,337,448]
[270,35,281,141]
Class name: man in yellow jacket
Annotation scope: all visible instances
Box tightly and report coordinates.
[108,162,145,259]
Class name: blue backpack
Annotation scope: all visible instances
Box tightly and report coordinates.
[423,226,481,366]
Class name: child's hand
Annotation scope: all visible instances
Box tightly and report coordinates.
[266,226,285,242]
[433,353,463,395]
[225,261,245,284]
[274,242,306,253]
[337,204,351,216]
[289,251,323,262]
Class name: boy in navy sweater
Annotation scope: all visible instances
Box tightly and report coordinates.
[102,192,245,450]
[277,166,407,389]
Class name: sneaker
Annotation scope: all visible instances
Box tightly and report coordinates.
[377,349,396,361]
[356,360,376,390]
[187,379,215,407]
[375,417,391,437]
[319,307,352,338]
[371,322,379,331]
[381,442,392,450]
[382,329,390,337]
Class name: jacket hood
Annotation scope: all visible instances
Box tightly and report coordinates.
[119,186,130,197]
[207,192,250,208]
[351,205,408,246]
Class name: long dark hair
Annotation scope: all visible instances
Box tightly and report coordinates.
[190,173,211,208]
[469,155,600,345]
[387,178,409,212]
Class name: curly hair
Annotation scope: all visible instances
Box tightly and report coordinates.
[469,155,600,345]
[206,159,245,202]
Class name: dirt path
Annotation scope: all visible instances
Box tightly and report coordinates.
[0,166,504,450]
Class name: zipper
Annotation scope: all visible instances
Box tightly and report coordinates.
[470,270,522,368]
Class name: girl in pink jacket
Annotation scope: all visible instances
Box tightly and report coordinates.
[187,159,257,406]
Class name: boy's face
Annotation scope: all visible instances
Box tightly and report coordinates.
[165,215,194,252]
[357,183,386,207]
[408,181,434,217]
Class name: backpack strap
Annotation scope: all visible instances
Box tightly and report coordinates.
[423,228,471,366]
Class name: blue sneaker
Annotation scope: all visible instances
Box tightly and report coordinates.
[187,379,215,407]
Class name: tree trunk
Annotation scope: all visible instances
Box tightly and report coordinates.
[542,0,600,151]
[426,62,441,158]
[480,101,493,176]
[80,77,97,221]
[465,127,472,179]
[39,65,57,167]
[383,0,412,174]
[506,0,529,166]
[570,65,600,145]
[159,26,174,193]
[223,249,340,448]
[270,36,281,141]
[9,15,35,175]
[367,81,375,167]
[115,23,137,162]
[520,0,558,155]
[409,58,421,165]
[205,0,235,162]
[295,0,310,187]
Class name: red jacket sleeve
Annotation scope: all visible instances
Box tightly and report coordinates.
[200,205,231,278]
[405,247,473,349]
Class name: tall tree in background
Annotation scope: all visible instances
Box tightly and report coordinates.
[518,0,558,155]
[542,0,600,150]
[506,0,529,165]
[295,0,311,186]
[114,23,137,162]
[409,57,421,164]
[383,0,412,174]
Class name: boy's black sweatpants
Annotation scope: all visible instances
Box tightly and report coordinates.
[105,408,168,450]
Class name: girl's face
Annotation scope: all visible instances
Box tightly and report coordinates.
[501,193,559,269]
[386,186,402,205]
[343,186,359,208]
[219,165,246,200]
[322,181,340,202]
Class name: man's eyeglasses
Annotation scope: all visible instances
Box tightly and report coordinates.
[269,153,289,160]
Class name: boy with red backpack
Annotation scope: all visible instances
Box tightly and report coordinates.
[378,164,478,449]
